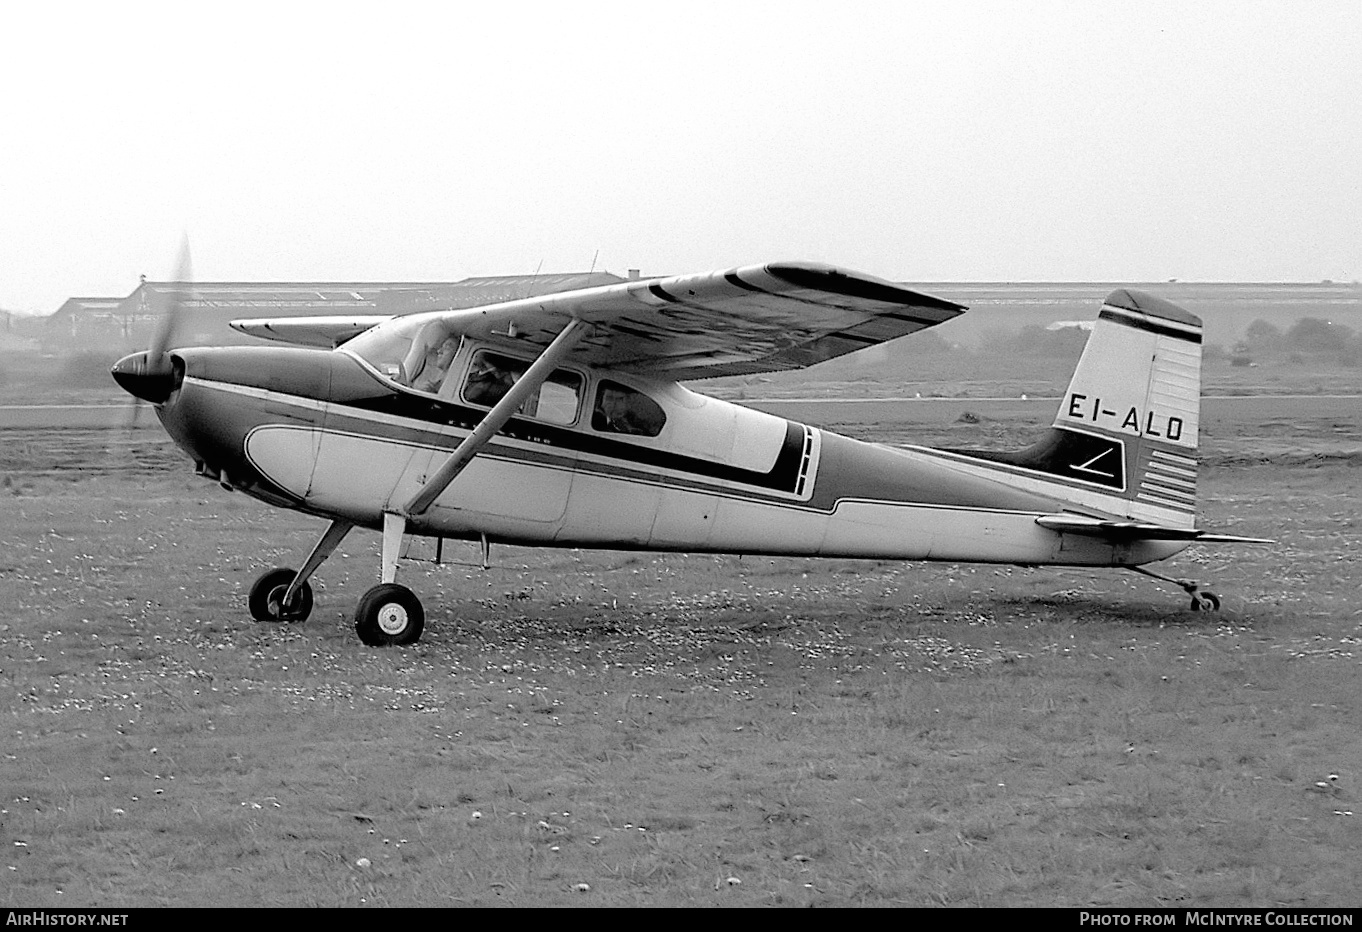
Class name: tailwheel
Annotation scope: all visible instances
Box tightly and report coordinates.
[248,567,313,623]
[1190,591,1221,612]
[1128,565,1223,612]
[355,583,425,646]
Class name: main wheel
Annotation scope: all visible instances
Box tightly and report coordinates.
[248,567,313,622]
[355,583,425,646]
[1190,591,1221,612]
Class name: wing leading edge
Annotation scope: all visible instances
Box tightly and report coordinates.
[231,314,394,347]
[341,262,967,379]
[230,315,394,348]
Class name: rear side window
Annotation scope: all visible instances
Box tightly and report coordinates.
[591,380,666,437]
[461,351,582,426]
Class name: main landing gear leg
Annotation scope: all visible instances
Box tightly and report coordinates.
[1128,565,1221,612]
[350,320,585,647]
[353,512,425,647]
[248,518,354,623]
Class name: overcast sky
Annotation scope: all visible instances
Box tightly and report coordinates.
[2,0,1358,313]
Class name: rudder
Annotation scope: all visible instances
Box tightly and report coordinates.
[1053,289,1203,527]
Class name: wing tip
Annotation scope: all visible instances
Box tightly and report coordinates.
[758,262,967,313]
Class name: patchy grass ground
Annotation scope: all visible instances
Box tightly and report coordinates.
[1,398,1359,907]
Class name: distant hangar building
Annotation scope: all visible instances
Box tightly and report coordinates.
[46,275,1361,354]
[47,271,634,352]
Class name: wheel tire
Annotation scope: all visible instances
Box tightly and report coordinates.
[1196,592,1221,612]
[248,567,313,622]
[355,583,425,646]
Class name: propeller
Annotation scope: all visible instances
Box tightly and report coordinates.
[148,235,192,369]
[106,236,194,474]
[111,235,193,405]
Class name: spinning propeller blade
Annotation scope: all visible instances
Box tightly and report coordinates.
[148,234,193,367]
[110,235,193,406]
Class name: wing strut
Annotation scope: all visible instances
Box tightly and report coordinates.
[403,317,590,516]
[377,318,591,583]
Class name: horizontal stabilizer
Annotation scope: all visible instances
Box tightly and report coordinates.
[231,315,393,348]
[1035,514,1272,544]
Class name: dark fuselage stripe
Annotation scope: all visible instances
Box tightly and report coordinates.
[337,393,809,495]
[196,379,1081,522]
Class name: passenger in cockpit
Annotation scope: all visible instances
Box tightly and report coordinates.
[593,381,665,436]
[464,356,518,407]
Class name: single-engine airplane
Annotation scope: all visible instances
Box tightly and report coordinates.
[111,261,1270,646]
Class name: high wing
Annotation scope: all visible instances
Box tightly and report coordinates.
[230,315,393,348]
[346,262,966,379]
[1036,514,1273,544]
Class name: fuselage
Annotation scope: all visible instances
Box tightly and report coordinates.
[143,340,1186,568]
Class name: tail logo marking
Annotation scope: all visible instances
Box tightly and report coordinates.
[1072,447,1117,479]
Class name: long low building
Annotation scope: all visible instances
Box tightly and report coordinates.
[46,271,634,351]
[42,275,1362,353]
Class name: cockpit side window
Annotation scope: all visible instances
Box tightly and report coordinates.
[591,380,666,437]
[461,350,582,426]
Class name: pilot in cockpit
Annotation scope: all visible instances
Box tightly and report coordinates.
[399,324,457,393]
[411,337,459,394]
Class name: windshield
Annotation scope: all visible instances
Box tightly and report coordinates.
[342,314,454,388]
[342,318,583,423]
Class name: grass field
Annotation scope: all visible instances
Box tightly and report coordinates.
[1,389,1360,907]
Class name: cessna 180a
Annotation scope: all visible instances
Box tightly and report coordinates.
[111,261,1269,646]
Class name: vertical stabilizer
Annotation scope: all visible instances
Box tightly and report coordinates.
[1053,289,1203,527]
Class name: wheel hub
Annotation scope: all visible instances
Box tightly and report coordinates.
[268,585,304,619]
[377,602,409,635]
[267,586,288,617]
